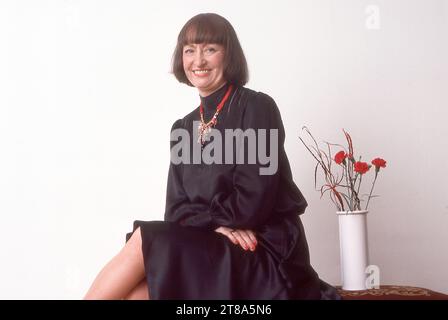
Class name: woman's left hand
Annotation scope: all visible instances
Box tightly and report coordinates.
[214,226,258,251]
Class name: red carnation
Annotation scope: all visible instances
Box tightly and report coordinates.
[372,158,386,170]
[334,151,347,164]
[300,127,387,211]
[354,161,370,174]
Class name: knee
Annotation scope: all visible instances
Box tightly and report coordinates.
[124,227,143,256]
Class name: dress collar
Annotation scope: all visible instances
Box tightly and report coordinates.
[199,83,230,110]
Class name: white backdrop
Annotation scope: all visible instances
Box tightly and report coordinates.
[0,0,447,299]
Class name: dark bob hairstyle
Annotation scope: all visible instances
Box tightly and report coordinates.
[171,13,249,87]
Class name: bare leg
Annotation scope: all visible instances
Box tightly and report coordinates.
[84,227,146,300]
[124,279,150,300]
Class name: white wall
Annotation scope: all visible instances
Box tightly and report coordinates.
[0,0,446,299]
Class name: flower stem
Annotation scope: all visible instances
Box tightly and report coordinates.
[365,171,378,210]
[343,163,352,210]
[356,173,362,210]
[347,161,355,211]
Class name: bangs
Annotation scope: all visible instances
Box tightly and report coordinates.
[179,17,227,46]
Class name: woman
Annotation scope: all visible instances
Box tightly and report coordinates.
[84,13,340,300]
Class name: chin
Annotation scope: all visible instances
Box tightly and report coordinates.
[192,80,213,88]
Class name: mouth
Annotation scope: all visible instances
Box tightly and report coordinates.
[192,69,211,75]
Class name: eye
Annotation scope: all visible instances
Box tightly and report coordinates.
[206,47,216,52]
[184,48,194,54]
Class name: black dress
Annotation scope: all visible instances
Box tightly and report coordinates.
[126,83,340,300]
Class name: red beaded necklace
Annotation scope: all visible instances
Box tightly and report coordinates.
[197,84,233,145]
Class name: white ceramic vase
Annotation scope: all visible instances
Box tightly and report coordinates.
[336,210,369,290]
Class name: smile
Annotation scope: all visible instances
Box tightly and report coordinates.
[193,69,211,75]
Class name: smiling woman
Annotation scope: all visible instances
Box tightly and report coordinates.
[171,13,248,90]
[84,13,340,300]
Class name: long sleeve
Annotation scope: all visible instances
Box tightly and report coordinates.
[164,119,218,229]
[208,93,285,230]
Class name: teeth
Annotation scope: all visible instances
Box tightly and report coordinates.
[193,70,210,74]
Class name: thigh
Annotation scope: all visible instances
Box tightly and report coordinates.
[125,278,150,300]
[119,227,146,283]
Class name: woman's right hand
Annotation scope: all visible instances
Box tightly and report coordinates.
[214,226,258,251]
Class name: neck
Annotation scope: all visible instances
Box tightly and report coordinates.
[198,82,227,98]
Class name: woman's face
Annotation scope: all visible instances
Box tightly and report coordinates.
[182,43,226,97]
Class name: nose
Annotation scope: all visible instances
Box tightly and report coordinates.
[193,50,206,67]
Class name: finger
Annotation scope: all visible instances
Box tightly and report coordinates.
[246,230,258,246]
[238,230,257,251]
[220,227,238,244]
[240,230,257,251]
[229,230,245,249]
[222,229,238,245]
[232,230,251,251]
